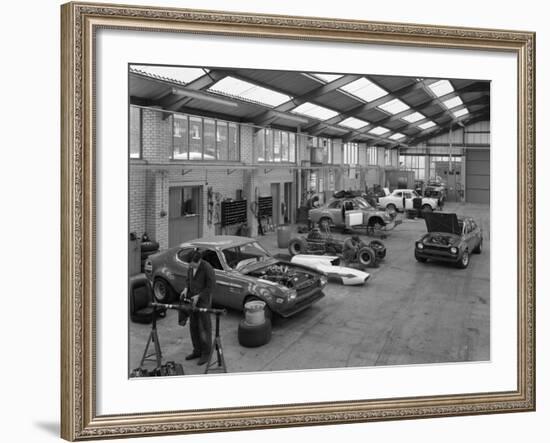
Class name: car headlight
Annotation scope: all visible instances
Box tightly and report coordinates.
[416,242,424,250]
[287,289,297,301]
[320,275,328,286]
[258,287,275,298]
[450,247,458,254]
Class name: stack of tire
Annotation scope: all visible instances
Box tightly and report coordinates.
[140,233,159,272]
[238,300,272,348]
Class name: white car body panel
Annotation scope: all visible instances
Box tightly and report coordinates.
[290,255,370,286]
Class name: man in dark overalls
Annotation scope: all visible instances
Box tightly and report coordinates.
[184,251,216,366]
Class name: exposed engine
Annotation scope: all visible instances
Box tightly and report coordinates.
[426,234,455,247]
[250,263,316,289]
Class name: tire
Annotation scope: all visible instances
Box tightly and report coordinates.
[368,217,385,230]
[319,217,332,233]
[421,204,433,213]
[369,240,386,259]
[152,278,176,303]
[244,296,273,321]
[357,246,377,267]
[288,237,307,256]
[473,240,482,254]
[238,318,272,348]
[141,240,160,253]
[456,250,470,269]
[386,204,397,214]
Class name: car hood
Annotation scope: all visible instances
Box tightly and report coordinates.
[424,212,461,234]
[238,257,279,274]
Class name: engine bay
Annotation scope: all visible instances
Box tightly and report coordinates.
[426,234,456,247]
[250,263,316,289]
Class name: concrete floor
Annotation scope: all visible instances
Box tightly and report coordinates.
[129,202,490,375]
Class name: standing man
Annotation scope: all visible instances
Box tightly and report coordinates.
[184,251,216,366]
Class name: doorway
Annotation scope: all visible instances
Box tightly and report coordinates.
[169,186,202,247]
[270,183,280,226]
[283,182,293,224]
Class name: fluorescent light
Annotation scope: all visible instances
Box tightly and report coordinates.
[291,102,339,120]
[442,96,463,109]
[378,98,410,115]
[131,65,208,84]
[453,108,469,118]
[418,121,436,130]
[339,117,369,129]
[340,77,388,102]
[402,112,425,123]
[369,126,390,136]
[389,133,406,140]
[311,73,343,83]
[209,76,291,107]
[428,80,454,97]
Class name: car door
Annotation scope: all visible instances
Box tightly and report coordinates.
[328,199,343,225]
[462,220,475,250]
[403,191,414,209]
[215,247,251,310]
[196,248,237,308]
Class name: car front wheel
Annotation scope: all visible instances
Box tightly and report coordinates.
[457,250,470,269]
[421,204,433,212]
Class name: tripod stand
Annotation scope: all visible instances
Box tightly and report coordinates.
[204,311,227,374]
[139,305,162,368]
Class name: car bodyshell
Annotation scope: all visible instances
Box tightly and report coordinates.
[144,236,326,318]
[308,196,393,229]
[379,189,438,211]
[414,212,482,265]
[290,255,370,286]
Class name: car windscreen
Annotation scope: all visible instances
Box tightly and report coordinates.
[222,241,271,269]
[355,198,372,209]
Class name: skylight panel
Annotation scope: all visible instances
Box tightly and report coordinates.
[402,112,425,123]
[291,102,339,120]
[453,108,469,118]
[389,133,406,140]
[442,96,463,109]
[209,76,291,107]
[311,73,343,83]
[369,126,390,136]
[340,77,388,102]
[131,65,208,84]
[418,121,436,130]
[428,80,454,97]
[378,98,410,115]
[339,117,369,129]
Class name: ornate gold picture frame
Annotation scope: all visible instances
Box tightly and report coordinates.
[61,2,535,440]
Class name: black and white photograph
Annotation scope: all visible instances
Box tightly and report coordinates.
[128,65,490,376]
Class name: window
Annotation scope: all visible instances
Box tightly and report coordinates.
[189,116,202,160]
[130,106,142,158]
[200,249,224,270]
[228,123,239,161]
[255,128,297,163]
[171,113,240,161]
[177,248,195,263]
[399,155,426,180]
[216,121,228,161]
[173,115,188,160]
[328,200,341,209]
[384,149,392,166]
[367,147,378,165]
[203,119,216,160]
[343,143,358,165]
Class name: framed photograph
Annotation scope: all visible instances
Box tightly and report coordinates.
[61,2,536,440]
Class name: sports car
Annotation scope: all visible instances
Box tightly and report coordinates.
[414,212,483,269]
[144,236,327,318]
[290,255,370,286]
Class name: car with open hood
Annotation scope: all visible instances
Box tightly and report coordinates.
[144,236,327,318]
[414,212,482,269]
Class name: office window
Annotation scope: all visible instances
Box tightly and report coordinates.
[289,133,296,163]
[173,114,188,160]
[273,130,282,162]
[228,123,239,161]
[216,121,228,161]
[189,116,202,160]
[255,129,266,162]
[255,128,296,163]
[130,106,142,158]
[203,119,216,160]
[281,131,289,162]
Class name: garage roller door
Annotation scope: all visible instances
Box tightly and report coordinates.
[465,149,490,204]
